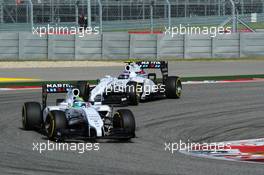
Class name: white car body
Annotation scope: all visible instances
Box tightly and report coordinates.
[89,63,162,103]
[43,89,111,137]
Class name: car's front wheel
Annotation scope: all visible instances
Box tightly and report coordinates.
[45,110,67,141]
[113,109,136,138]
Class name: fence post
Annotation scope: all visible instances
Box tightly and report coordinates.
[121,1,123,21]
[164,3,167,19]
[26,4,29,23]
[87,0,91,27]
[204,0,207,16]
[150,3,153,33]
[184,0,187,17]
[218,0,221,16]
[229,0,237,33]
[142,1,145,20]
[165,0,171,27]
[75,2,78,26]
[241,0,244,15]
[97,0,103,33]
[223,1,225,15]
[0,1,3,23]
[24,0,33,30]
[51,0,54,23]
[263,0,264,13]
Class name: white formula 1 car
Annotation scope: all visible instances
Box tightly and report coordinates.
[89,61,182,105]
[22,82,136,141]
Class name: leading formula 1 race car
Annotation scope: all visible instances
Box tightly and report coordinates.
[22,82,136,141]
[89,61,182,105]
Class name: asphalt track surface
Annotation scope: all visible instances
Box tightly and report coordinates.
[0,82,264,175]
[1,61,264,80]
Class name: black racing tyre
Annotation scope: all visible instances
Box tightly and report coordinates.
[22,102,42,130]
[76,81,90,101]
[165,76,182,99]
[113,109,136,137]
[45,110,67,140]
[126,81,140,106]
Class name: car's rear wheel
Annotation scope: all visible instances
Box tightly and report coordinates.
[45,110,67,140]
[22,102,42,130]
[113,109,135,138]
[165,76,182,99]
[126,81,140,105]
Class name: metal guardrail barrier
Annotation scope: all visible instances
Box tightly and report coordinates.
[0,32,264,60]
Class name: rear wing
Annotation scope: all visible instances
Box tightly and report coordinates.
[136,61,168,83]
[42,83,73,93]
[42,83,73,108]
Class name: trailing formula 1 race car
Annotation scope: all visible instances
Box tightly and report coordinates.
[22,82,136,141]
[89,61,182,105]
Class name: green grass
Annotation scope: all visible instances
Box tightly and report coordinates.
[1,74,264,88]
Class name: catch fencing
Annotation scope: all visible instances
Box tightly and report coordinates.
[1,0,264,32]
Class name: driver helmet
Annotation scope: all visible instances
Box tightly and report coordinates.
[73,97,86,108]
[136,69,146,77]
